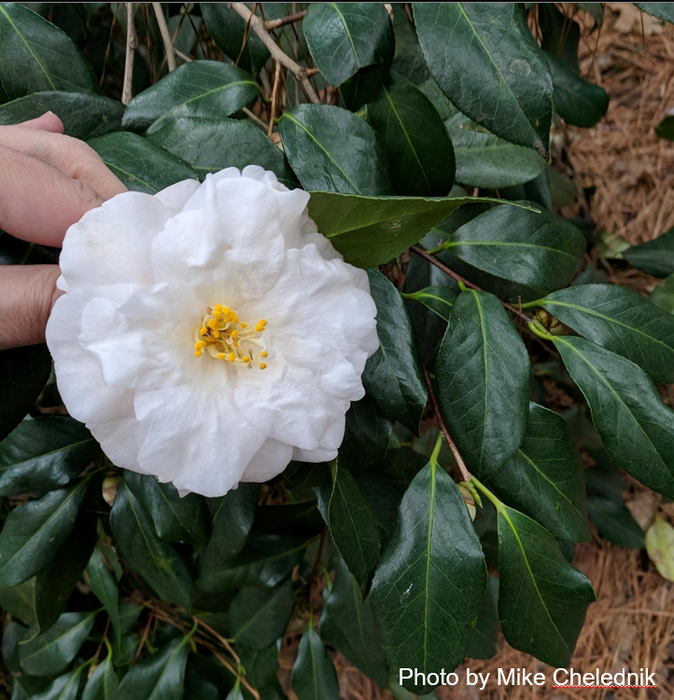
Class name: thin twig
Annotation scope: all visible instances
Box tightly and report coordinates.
[309,526,328,592]
[268,60,282,138]
[243,107,268,129]
[230,2,320,104]
[152,3,177,72]
[423,368,472,482]
[212,651,261,700]
[264,9,307,30]
[121,3,137,105]
[194,616,241,665]
[410,246,532,323]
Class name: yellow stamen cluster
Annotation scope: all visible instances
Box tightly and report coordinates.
[194,304,269,369]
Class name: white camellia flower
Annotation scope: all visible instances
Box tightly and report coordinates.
[46,166,379,497]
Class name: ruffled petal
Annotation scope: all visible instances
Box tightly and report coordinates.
[240,437,293,483]
[155,178,201,213]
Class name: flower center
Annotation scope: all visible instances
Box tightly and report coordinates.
[194,304,268,369]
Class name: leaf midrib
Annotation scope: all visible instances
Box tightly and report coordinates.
[0,437,95,472]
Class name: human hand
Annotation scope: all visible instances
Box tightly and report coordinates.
[0,113,127,350]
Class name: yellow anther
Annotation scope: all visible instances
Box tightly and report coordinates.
[241,322,248,329]
[214,304,223,313]
[261,351,268,358]
[231,330,238,339]
[208,319,219,330]
[217,353,226,360]
[242,355,250,363]
[223,307,229,314]
[199,326,208,336]
[195,340,206,350]
[213,330,220,339]
[259,319,267,326]
[259,362,267,370]
[228,352,235,362]
[194,350,202,357]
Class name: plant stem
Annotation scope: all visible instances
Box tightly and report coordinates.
[121,3,137,106]
[265,9,307,30]
[470,475,505,513]
[152,2,177,72]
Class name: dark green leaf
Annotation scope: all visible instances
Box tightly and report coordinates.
[320,558,388,687]
[110,481,193,609]
[367,73,455,197]
[623,227,674,278]
[291,620,340,700]
[467,577,499,660]
[0,345,51,441]
[279,104,392,195]
[540,4,608,128]
[436,289,530,478]
[391,5,429,84]
[30,665,87,700]
[0,3,101,102]
[587,497,644,549]
[3,622,51,697]
[651,274,674,314]
[362,270,426,434]
[655,115,674,141]
[197,484,259,587]
[197,534,310,593]
[123,61,260,133]
[231,579,294,650]
[635,3,674,23]
[445,113,546,189]
[0,416,99,497]
[485,403,589,542]
[118,634,192,700]
[494,500,595,667]
[371,459,486,694]
[339,394,392,472]
[0,92,124,140]
[185,662,221,700]
[82,655,120,700]
[540,284,674,384]
[0,479,89,587]
[303,3,393,89]
[325,461,380,594]
[19,611,98,677]
[87,547,121,650]
[414,3,553,156]
[501,168,553,210]
[437,204,586,300]
[89,132,198,194]
[126,473,208,545]
[148,117,297,188]
[553,336,674,498]
[306,191,526,268]
[402,285,457,321]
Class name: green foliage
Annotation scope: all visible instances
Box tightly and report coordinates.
[4,3,673,697]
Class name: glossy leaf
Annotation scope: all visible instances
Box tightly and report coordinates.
[20,611,98,677]
[279,104,392,195]
[3,622,51,697]
[403,285,457,321]
[370,459,487,694]
[230,579,294,650]
[123,61,261,133]
[0,92,123,140]
[148,117,297,188]
[635,3,674,23]
[89,132,198,194]
[446,113,546,189]
[414,3,553,156]
[553,336,674,498]
[495,502,595,668]
[126,473,208,545]
[485,403,589,542]
[587,497,644,549]
[0,416,99,497]
[367,73,455,197]
[339,395,392,472]
[436,289,530,478]
[326,461,380,594]
[303,3,393,88]
[438,204,586,299]
[0,480,89,587]
[651,274,674,314]
[82,655,119,700]
[0,3,101,102]
[0,345,52,441]
[291,620,340,700]
[362,270,426,434]
[87,547,121,650]
[467,577,499,660]
[655,115,674,141]
[540,284,674,384]
[118,635,192,700]
[31,665,87,700]
[623,227,674,278]
[306,190,527,269]
[320,558,389,687]
[645,516,674,581]
[197,484,259,588]
[197,534,310,593]
[539,4,609,128]
[110,481,193,609]
[238,644,285,700]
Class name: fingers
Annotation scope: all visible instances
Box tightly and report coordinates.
[0,144,104,247]
[0,123,127,201]
[0,265,62,350]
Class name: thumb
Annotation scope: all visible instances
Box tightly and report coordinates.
[18,112,65,133]
[0,265,62,350]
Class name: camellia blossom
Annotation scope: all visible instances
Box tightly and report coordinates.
[46,167,379,497]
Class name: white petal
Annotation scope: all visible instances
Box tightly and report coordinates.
[155,178,201,213]
[88,415,141,470]
[240,438,293,483]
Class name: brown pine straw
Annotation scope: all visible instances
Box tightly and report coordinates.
[274,7,674,700]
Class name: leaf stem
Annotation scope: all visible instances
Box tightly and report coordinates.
[470,476,505,514]
[527,321,555,341]
[429,432,444,467]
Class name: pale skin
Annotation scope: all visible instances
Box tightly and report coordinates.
[0,113,127,350]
